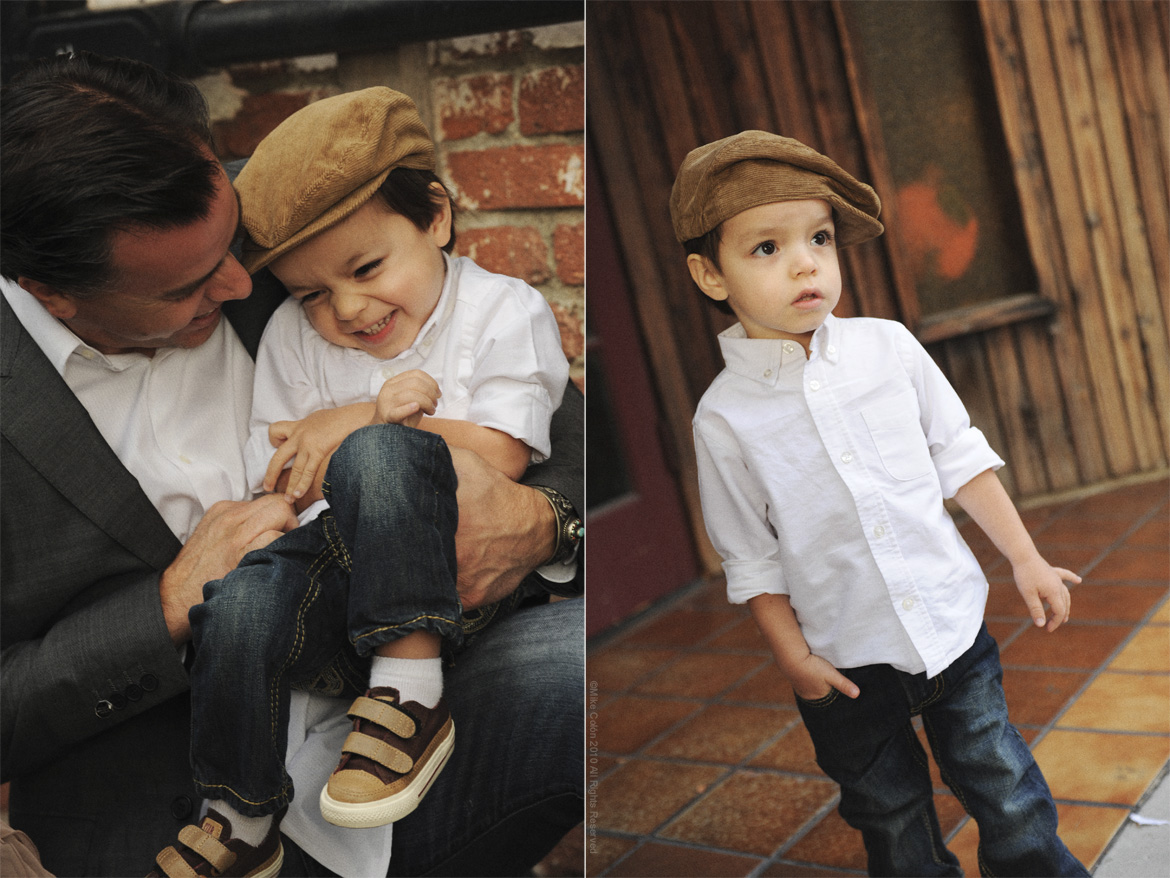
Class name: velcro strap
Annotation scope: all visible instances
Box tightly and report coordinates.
[349,696,416,738]
[178,825,237,873]
[342,729,414,774]
[155,847,198,878]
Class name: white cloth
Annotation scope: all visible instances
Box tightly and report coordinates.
[245,252,568,500]
[1,277,253,543]
[693,314,1004,678]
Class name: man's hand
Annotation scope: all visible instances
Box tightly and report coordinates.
[158,495,298,645]
[1014,556,1079,632]
[373,370,441,429]
[449,446,556,610]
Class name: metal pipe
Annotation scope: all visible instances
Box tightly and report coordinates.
[3,0,583,77]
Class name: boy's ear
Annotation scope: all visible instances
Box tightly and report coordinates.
[427,182,454,249]
[19,277,79,320]
[686,253,728,304]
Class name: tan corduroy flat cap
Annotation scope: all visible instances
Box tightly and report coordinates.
[236,86,435,274]
[670,130,883,247]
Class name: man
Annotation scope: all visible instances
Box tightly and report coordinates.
[1,51,583,876]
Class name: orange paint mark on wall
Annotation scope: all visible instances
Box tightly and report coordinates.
[896,165,979,283]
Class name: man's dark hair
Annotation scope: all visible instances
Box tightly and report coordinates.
[683,225,733,315]
[0,51,221,297]
[375,167,457,254]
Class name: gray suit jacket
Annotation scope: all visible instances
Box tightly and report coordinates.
[0,257,582,874]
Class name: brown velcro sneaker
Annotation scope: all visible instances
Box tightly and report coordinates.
[148,807,284,878]
[319,686,455,828]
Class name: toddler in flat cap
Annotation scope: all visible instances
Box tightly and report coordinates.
[677,131,1088,877]
[152,87,568,875]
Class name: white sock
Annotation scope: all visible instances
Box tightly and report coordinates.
[369,655,444,708]
[204,799,272,847]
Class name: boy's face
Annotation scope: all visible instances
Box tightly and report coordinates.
[688,198,842,351]
[270,193,451,360]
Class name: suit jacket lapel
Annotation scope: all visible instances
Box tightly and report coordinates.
[1,299,182,569]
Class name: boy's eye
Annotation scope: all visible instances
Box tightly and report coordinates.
[752,241,777,256]
[298,290,324,303]
[812,230,835,247]
[355,259,383,278]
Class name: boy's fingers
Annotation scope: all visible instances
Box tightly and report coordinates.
[830,670,860,699]
[1054,567,1082,585]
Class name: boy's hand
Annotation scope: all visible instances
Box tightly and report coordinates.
[264,404,374,501]
[787,653,861,701]
[373,370,441,429]
[1014,555,1080,632]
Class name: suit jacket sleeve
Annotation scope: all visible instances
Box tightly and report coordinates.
[0,300,189,781]
[518,379,583,598]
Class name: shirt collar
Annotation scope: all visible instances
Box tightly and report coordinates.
[0,275,115,375]
[717,313,841,384]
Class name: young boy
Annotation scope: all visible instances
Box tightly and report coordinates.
[674,131,1089,877]
[151,88,568,877]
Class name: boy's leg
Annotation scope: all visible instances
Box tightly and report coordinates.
[322,424,464,653]
[796,665,962,877]
[316,424,463,827]
[921,624,1090,877]
[186,522,352,817]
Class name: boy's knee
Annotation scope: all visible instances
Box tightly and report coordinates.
[329,424,453,494]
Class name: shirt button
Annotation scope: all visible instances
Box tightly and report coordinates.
[841,452,853,464]
[827,345,837,355]
[902,597,915,611]
[873,525,886,538]
[783,342,796,354]
[763,369,773,378]
[79,349,96,361]
[809,380,821,392]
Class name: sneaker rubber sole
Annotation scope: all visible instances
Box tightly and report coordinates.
[319,722,454,828]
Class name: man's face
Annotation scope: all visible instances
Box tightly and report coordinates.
[54,167,251,355]
[689,198,842,351]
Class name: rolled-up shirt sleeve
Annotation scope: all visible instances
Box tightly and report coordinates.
[896,326,1004,498]
[693,416,788,604]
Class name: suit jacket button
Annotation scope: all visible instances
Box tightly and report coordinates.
[109,692,128,711]
[125,683,144,702]
[95,699,113,718]
[140,673,159,692]
[171,795,193,820]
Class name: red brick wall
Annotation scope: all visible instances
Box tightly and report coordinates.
[199,23,585,384]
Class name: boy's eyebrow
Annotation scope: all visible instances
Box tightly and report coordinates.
[159,190,244,300]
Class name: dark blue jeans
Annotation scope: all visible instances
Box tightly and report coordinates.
[796,623,1089,877]
[188,424,463,817]
[277,597,585,876]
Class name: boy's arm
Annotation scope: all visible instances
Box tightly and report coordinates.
[749,593,861,700]
[953,468,1080,631]
[417,416,530,481]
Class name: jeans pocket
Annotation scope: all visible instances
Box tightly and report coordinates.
[794,687,842,709]
[861,390,934,481]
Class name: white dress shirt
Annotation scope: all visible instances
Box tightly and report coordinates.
[245,252,568,499]
[1,277,253,544]
[693,314,1004,677]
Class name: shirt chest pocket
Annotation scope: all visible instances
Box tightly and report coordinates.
[861,390,934,481]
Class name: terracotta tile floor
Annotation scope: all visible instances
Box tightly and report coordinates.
[586,477,1169,876]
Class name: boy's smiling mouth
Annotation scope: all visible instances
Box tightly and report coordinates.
[792,289,823,309]
[356,311,397,341]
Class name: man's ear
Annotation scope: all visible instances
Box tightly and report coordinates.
[686,253,728,304]
[18,277,78,320]
[427,182,454,249]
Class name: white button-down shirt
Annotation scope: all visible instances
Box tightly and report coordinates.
[245,253,568,495]
[693,314,1003,677]
[1,277,253,543]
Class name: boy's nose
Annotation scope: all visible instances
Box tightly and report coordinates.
[331,286,366,322]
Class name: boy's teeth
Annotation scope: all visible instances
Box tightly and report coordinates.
[361,315,391,335]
